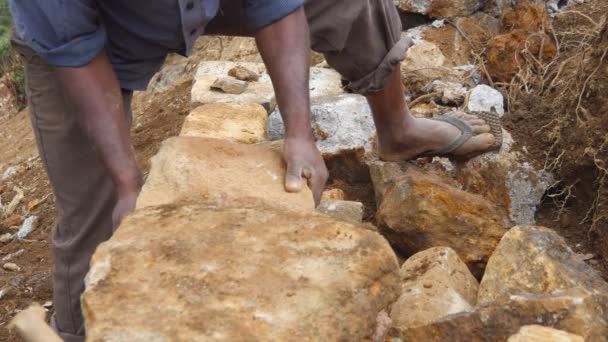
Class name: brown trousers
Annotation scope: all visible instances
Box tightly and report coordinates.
[13,0,404,341]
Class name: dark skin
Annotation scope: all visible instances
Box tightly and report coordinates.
[54,7,495,229]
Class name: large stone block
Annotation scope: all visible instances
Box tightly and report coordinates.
[508,325,584,342]
[390,247,479,331]
[393,290,608,341]
[455,148,552,226]
[136,137,314,212]
[180,103,268,144]
[83,202,400,341]
[478,226,608,304]
[375,164,508,277]
[191,61,343,110]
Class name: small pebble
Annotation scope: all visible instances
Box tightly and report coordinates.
[43,301,53,309]
[0,233,12,243]
[423,282,433,289]
[3,262,21,272]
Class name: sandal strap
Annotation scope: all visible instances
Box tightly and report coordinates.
[426,116,474,155]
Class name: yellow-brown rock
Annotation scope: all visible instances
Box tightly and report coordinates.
[478,226,608,304]
[376,165,508,277]
[317,200,364,223]
[395,290,608,341]
[136,137,314,211]
[321,188,346,201]
[508,325,584,342]
[180,103,268,144]
[390,247,479,331]
[83,202,400,341]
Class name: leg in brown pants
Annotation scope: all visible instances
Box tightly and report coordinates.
[12,41,132,342]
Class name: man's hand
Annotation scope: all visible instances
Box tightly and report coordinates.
[284,137,328,206]
[111,179,143,231]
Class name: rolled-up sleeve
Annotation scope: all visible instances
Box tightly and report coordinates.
[242,0,305,31]
[9,0,105,67]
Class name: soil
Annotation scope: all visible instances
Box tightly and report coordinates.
[503,0,608,280]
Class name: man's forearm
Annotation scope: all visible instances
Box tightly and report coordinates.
[54,50,142,193]
[255,7,313,139]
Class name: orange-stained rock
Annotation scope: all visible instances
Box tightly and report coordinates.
[180,103,267,144]
[321,189,346,201]
[508,325,584,342]
[478,226,608,304]
[394,290,608,341]
[501,3,552,33]
[136,137,314,212]
[83,202,400,341]
[375,164,508,278]
[390,247,479,331]
[486,29,557,82]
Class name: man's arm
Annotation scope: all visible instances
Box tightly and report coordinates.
[255,7,328,205]
[54,51,142,229]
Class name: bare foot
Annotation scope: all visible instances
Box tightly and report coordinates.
[378,111,496,161]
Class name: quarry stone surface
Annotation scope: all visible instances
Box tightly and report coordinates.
[192,62,343,110]
[478,225,608,304]
[508,325,584,342]
[455,149,552,226]
[317,200,364,223]
[136,137,314,212]
[375,165,508,277]
[268,94,375,156]
[83,203,400,341]
[390,247,479,331]
[180,103,268,144]
[466,84,505,116]
[394,291,608,341]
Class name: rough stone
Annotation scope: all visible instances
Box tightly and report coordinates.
[478,226,608,304]
[375,164,508,277]
[426,80,468,105]
[192,62,343,110]
[394,290,608,341]
[210,77,248,94]
[486,30,557,83]
[390,247,479,331]
[466,84,505,116]
[147,61,190,94]
[180,103,268,144]
[136,137,314,212]
[455,148,552,226]
[317,200,364,223]
[400,40,474,95]
[508,325,584,342]
[83,202,400,341]
[397,0,484,18]
[321,189,346,201]
[228,65,260,82]
[2,263,20,272]
[269,94,375,156]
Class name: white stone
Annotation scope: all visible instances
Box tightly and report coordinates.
[16,216,38,240]
[268,94,375,156]
[466,84,505,116]
[191,61,344,110]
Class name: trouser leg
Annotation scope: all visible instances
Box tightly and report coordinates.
[205,0,407,94]
[12,41,132,342]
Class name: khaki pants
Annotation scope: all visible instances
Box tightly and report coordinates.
[13,0,405,340]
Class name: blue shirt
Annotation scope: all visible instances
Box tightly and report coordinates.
[9,0,303,90]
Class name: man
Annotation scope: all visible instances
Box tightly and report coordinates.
[9,1,496,341]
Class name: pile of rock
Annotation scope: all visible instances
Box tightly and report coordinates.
[79,1,607,340]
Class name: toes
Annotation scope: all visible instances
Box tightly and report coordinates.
[472,124,492,134]
[454,133,496,155]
